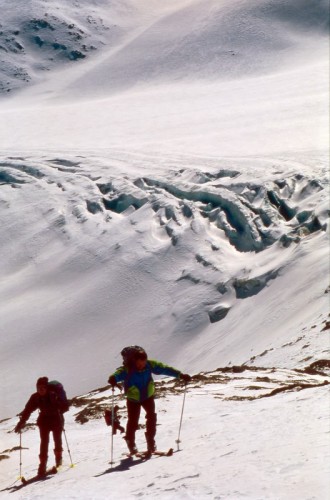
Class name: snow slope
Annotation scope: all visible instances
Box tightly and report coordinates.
[0,0,329,414]
[1,367,329,499]
[0,0,329,155]
[0,151,328,420]
[0,6,329,497]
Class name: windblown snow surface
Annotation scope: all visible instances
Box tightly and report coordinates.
[0,0,329,498]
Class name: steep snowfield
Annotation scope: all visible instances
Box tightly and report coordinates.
[0,152,328,419]
[0,0,329,497]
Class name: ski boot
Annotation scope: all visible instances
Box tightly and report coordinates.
[55,450,63,468]
[37,462,47,477]
[145,433,156,454]
[125,437,138,455]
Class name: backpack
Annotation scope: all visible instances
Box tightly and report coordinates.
[48,380,70,413]
[121,346,147,368]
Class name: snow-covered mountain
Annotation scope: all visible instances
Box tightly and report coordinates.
[0,0,329,413]
[1,0,329,96]
[0,0,329,155]
[0,0,329,497]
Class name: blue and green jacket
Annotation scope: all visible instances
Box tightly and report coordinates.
[111,360,181,402]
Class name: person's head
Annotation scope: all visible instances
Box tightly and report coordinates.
[135,351,147,370]
[36,377,48,396]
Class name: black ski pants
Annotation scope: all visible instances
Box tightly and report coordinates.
[126,396,157,445]
[38,422,63,464]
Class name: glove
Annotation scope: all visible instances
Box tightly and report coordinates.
[14,421,24,433]
[108,375,117,388]
[180,373,191,383]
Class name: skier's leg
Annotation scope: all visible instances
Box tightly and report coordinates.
[38,425,50,475]
[53,423,63,467]
[142,397,157,452]
[125,400,141,453]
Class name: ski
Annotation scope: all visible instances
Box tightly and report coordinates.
[20,466,58,486]
[134,448,174,459]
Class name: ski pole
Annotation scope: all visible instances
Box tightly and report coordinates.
[63,428,74,467]
[175,383,188,451]
[19,431,24,481]
[110,387,115,468]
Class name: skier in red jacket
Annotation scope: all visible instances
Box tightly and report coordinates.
[14,377,69,476]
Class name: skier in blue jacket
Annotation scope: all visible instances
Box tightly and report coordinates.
[108,346,191,454]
